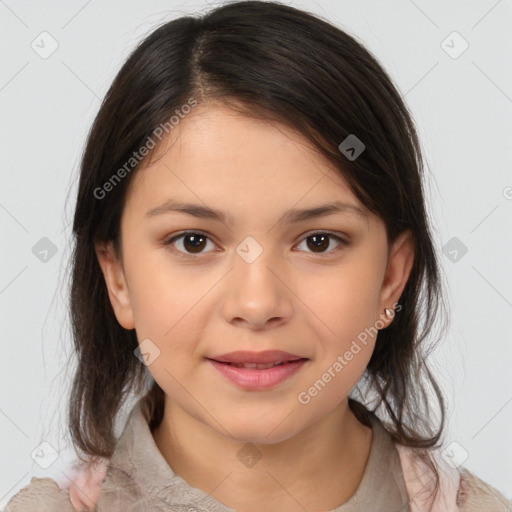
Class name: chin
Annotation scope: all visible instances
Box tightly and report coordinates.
[215,415,301,446]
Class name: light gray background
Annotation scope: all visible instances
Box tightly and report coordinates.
[1,0,511,508]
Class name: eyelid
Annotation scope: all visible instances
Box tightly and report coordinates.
[293,230,348,255]
[163,230,219,257]
[296,229,349,244]
[163,230,349,257]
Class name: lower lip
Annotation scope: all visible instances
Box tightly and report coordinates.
[207,359,308,390]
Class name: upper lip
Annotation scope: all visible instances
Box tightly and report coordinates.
[208,350,307,364]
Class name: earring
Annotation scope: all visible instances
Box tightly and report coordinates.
[384,308,394,319]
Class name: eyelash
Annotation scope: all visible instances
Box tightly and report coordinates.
[163,230,349,258]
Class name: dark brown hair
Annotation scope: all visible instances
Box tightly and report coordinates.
[66,1,450,506]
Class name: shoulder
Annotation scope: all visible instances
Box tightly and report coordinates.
[457,467,512,512]
[4,477,77,512]
[395,444,511,512]
[5,459,110,512]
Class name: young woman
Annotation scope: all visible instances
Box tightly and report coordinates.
[6,1,510,511]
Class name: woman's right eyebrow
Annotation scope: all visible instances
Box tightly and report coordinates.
[145,199,368,226]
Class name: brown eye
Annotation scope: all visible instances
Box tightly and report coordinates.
[296,232,347,254]
[307,234,329,252]
[182,233,207,253]
[165,232,215,255]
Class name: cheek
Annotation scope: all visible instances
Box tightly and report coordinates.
[126,245,204,333]
[125,248,219,377]
[292,260,382,397]
[296,259,382,346]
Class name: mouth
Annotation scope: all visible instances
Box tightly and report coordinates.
[207,359,305,369]
[206,352,309,390]
[207,349,307,366]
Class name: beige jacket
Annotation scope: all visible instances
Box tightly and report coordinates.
[5,400,511,511]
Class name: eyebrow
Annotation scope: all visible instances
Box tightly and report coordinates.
[145,199,368,224]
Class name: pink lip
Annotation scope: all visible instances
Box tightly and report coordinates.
[208,350,305,364]
[207,358,308,390]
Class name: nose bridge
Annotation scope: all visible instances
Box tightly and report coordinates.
[222,235,292,326]
[234,234,280,299]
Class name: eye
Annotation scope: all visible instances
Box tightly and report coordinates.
[164,231,217,256]
[163,230,349,258]
[295,232,348,255]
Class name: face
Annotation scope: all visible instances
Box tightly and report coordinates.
[96,103,414,444]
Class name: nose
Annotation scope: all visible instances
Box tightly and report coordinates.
[220,247,293,330]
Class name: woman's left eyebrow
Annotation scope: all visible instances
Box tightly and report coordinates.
[145,199,368,225]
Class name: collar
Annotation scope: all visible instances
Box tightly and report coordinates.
[107,398,409,511]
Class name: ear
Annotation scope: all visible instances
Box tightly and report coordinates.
[378,230,414,325]
[95,240,135,330]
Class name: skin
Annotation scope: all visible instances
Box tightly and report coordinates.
[95,102,414,511]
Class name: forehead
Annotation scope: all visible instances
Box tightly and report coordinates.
[139,103,339,173]
[123,103,368,223]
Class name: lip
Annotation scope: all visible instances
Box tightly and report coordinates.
[208,350,305,364]
[206,357,309,391]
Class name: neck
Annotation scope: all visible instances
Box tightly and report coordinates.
[152,397,373,511]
